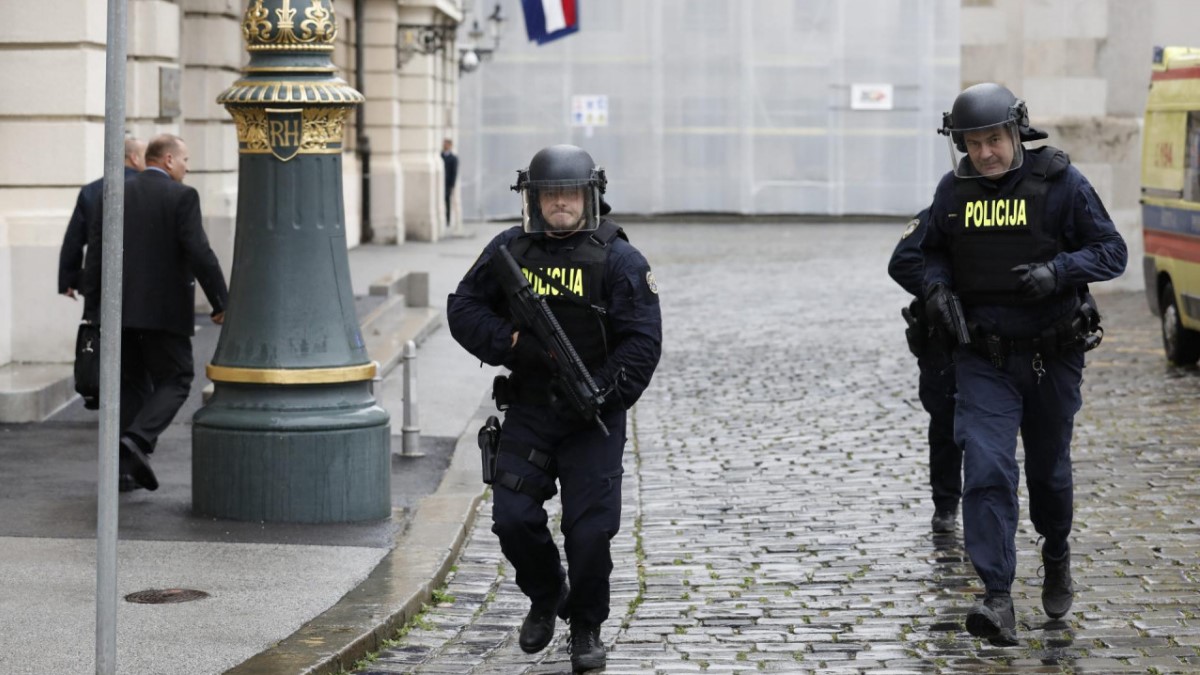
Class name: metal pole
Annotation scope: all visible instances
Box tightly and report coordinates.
[401,340,422,456]
[96,0,127,671]
[354,0,372,243]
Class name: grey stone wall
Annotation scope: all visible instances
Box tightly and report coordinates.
[962,0,1200,291]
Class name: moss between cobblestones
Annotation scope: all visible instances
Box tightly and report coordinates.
[337,580,451,675]
[619,408,648,632]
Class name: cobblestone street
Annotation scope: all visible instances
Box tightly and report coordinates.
[359,222,1200,674]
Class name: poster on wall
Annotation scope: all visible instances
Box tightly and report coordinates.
[571,95,608,136]
[850,83,894,110]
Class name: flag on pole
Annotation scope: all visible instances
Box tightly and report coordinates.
[521,0,579,45]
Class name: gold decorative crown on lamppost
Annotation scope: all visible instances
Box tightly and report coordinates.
[242,0,337,51]
[219,0,362,162]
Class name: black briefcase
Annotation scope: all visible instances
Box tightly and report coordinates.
[74,322,100,409]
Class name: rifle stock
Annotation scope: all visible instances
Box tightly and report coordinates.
[496,245,609,436]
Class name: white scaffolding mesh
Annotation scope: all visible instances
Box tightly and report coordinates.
[458,0,960,219]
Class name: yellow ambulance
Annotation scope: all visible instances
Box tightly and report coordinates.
[1142,46,1200,365]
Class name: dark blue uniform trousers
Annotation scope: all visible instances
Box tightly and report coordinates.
[954,346,1082,593]
[492,403,626,627]
[918,349,960,513]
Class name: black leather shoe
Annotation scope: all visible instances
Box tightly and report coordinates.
[931,509,957,533]
[118,473,143,492]
[965,592,1018,646]
[119,436,158,492]
[568,622,605,673]
[1042,545,1075,619]
[518,580,568,654]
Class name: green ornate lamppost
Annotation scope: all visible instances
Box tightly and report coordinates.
[192,0,390,523]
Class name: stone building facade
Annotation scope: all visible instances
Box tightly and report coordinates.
[0,0,464,373]
[962,0,1200,290]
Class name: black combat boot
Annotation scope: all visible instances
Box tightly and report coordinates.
[1041,545,1074,619]
[568,622,605,672]
[931,508,957,533]
[518,580,569,654]
[965,592,1018,646]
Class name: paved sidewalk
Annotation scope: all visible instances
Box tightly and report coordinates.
[0,224,509,675]
[357,222,1200,674]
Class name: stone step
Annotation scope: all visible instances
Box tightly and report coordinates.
[0,362,77,423]
[362,270,440,377]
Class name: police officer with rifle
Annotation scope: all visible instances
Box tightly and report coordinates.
[921,83,1125,646]
[448,144,662,672]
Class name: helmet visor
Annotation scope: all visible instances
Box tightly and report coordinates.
[521,180,601,235]
[945,121,1024,178]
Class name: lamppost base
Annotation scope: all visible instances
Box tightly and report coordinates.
[193,390,391,523]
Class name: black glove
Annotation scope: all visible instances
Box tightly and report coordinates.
[1011,262,1057,299]
[924,283,957,334]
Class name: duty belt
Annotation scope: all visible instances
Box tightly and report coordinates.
[968,314,1092,368]
[509,373,554,406]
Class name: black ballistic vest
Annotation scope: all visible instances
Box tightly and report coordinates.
[505,220,624,369]
[949,147,1068,306]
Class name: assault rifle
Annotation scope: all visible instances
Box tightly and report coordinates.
[495,245,610,436]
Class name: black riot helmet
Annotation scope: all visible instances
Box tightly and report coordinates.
[938,83,1047,178]
[512,144,608,236]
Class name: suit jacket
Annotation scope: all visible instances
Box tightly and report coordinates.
[441,151,458,190]
[58,167,138,294]
[82,169,228,336]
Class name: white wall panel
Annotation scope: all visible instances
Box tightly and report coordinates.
[458,0,960,218]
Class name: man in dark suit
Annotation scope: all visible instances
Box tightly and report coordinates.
[441,138,458,227]
[82,134,229,492]
[59,137,144,299]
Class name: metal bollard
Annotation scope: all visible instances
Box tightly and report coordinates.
[370,360,383,409]
[400,340,424,456]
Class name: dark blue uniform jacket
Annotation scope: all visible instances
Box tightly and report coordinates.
[921,159,1127,338]
[447,224,662,409]
[888,208,932,300]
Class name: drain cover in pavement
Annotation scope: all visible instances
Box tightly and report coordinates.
[124,589,210,604]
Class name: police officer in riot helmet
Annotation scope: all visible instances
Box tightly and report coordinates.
[921,83,1126,646]
[447,144,662,672]
[518,144,606,237]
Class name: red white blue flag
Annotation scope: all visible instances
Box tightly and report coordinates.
[521,0,579,45]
